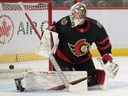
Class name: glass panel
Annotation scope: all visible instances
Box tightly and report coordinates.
[52,0,76,9]
[52,0,128,9]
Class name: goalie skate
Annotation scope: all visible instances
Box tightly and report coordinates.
[14,78,25,92]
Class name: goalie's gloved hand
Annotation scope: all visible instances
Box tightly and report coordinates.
[49,21,56,31]
[103,61,119,78]
[101,54,119,78]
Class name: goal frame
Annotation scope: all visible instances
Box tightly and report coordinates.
[0,0,53,70]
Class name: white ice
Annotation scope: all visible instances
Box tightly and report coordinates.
[0,57,128,96]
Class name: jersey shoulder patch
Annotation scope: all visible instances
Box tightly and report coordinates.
[59,16,70,26]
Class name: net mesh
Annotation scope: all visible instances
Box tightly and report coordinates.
[0,1,52,63]
[0,1,53,76]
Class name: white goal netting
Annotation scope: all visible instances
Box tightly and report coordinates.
[0,0,54,76]
[0,0,53,62]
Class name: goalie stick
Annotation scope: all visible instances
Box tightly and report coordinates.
[19,2,70,90]
[49,54,70,89]
[48,76,87,90]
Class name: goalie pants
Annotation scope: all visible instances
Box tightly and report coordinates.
[53,55,98,87]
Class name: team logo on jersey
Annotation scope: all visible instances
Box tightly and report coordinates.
[68,39,90,57]
[61,18,68,25]
[0,15,14,44]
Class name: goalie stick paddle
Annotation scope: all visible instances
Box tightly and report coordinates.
[48,76,87,90]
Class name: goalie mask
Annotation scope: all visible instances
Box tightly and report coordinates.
[70,2,87,27]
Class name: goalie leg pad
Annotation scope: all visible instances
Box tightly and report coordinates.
[96,69,108,89]
[96,69,105,85]
[88,69,108,90]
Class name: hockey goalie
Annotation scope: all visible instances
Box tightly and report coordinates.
[14,2,119,93]
[48,2,119,90]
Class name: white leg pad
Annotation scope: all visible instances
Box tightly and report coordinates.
[69,78,87,95]
[22,71,87,92]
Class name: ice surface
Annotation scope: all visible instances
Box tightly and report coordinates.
[0,57,128,96]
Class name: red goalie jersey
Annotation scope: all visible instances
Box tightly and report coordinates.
[51,16,112,65]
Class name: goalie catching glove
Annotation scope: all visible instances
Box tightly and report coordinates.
[99,54,119,78]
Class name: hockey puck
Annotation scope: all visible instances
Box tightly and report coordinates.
[9,64,14,70]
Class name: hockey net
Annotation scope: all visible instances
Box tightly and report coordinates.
[0,0,53,63]
[0,0,54,69]
[0,0,56,77]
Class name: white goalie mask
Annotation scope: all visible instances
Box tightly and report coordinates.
[70,2,87,27]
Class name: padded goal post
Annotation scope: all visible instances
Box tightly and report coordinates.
[0,0,54,64]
